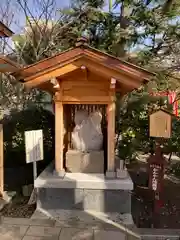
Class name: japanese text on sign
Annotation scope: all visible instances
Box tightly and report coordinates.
[150,164,161,191]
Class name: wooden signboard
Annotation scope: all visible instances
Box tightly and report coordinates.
[25,130,43,205]
[25,130,43,164]
[149,109,172,138]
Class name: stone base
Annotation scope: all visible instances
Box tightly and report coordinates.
[105,171,116,179]
[35,163,134,225]
[116,169,128,179]
[66,150,104,173]
[53,169,65,178]
[37,188,131,214]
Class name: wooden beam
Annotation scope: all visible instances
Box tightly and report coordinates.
[55,95,112,103]
[106,79,116,177]
[0,125,3,195]
[63,88,108,97]
[24,64,80,88]
[54,90,64,175]
[76,58,140,89]
[80,65,88,81]
[107,102,116,173]
[62,101,110,105]
[61,80,109,90]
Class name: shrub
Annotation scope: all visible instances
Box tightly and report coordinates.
[1,106,55,168]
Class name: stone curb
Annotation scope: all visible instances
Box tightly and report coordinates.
[124,225,180,239]
[137,228,180,239]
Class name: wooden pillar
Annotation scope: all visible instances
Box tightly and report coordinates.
[0,124,3,195]
[106,78,116,178]
[54,96,65,177]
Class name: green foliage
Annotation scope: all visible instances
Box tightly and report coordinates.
[1,107,54,168]
[10,0,180,163]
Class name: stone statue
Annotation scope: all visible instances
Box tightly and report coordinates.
[72,109,103,152]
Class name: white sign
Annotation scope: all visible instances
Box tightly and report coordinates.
[25,130,43,163]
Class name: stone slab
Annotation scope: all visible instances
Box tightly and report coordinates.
[59,227,93,240]
[94,230,125,240]
[37,188,131,213]
[83,189,131,213]
[36,209,133,226]
[66,150,104,173]
[26,226,61,238]
[35,172,133,190]
[0,199,7,211]
[105,171,116,179]
[2,217,56,227]
[2,191,16,203]
[23,237,58,240]
[31,210,52,220]
[0,224,29,239]
[0,235,22,240]
[141,237,179,240]
[53,169,65,178]
[54,219,122,231]
[116,169,128,179]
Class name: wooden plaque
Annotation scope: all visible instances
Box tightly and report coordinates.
[25,130,44,163]
[149,110,172,138]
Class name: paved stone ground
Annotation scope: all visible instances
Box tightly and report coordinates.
[1,210,180,239]
[0,216,137,240]
[1,215,180,239]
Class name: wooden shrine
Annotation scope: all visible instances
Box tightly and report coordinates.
[10,38,155,223]
[12,37,154,177]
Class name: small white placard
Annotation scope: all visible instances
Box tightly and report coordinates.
[25,130,43,163]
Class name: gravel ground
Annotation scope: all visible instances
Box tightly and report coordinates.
[0,194,36,218]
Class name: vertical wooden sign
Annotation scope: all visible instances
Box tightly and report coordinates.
[0,124,3,196]
[25,130,43,164]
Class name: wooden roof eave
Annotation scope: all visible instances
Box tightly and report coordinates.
[12,47,82,80]
[12,45,154,82]
[82,47,154,81]
[0,55,21,73]
[0,22,14,37]
[21,57,142,90]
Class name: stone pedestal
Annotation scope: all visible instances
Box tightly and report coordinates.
[66,150,104,173]
[116,169,128,179]
[35,163,134,225]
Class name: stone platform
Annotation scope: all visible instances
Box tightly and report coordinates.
[66,150,104,173]
[35,162,134,225]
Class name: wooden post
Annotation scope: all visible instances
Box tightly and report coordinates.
[54,99,65,177]
[106,78,116,178]
[0,124,3,195]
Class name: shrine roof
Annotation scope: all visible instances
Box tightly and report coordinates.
[0,21,14,37]
[0,55,21,73]
[11,38,155,92]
